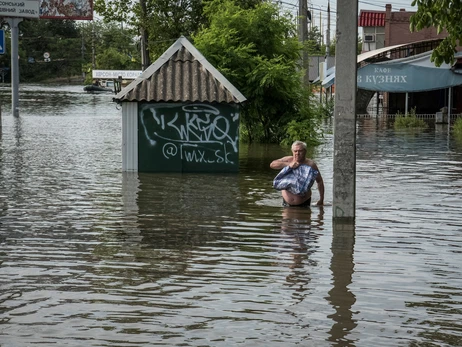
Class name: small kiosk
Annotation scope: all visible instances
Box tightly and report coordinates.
[114,36,247,173]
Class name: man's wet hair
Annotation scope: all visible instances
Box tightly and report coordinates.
[292,140,307,151]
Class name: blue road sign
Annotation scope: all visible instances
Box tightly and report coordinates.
[0,30,4,55]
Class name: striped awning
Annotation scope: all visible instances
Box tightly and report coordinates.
[359,11,385,27]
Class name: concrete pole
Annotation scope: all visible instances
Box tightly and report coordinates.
[299,0,309,85]
[325,1,331,108]
[6,17,22,117]
[140,0,151,71]
[332,0,358,221]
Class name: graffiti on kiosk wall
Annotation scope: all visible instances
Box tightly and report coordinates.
[139,103,239,165]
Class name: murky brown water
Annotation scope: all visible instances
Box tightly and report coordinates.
[0,84,461,346]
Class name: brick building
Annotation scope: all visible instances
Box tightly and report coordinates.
[359,4,447,54]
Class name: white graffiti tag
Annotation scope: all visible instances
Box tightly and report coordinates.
[162,143,234,164]
[140,103,239,153]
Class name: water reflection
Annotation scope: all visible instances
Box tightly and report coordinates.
[280,207,324,306]
[327,220,357,346]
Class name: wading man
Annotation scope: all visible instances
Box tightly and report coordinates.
[270,140,325,207]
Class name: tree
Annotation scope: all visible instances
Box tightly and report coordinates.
[193,0,322,144]
[94,0,207,63]
[307,26,324,55]
[78,21,140,70]
[410,0,460,66]
[17,19,82,81]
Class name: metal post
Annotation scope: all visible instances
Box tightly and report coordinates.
[448,87,452,131]
[332,0,358,221]
[405,92,408,116]
[7,17,22,117]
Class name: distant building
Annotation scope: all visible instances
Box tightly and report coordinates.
[309,55,335,82]
[359,4,447,53]
[358,4,462,117]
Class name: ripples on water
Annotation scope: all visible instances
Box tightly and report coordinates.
[0,85,461,346]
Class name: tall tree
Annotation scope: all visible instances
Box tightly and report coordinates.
[307,26,324,55]
[410,0,460,66]
[193,0,322,144]
[78,21,140,70]
[94,0,207,61]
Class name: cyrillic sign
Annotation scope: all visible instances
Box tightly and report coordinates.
[92,70,143,80]
[0,0,40,18]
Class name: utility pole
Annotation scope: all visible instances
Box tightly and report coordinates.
[326,1,331,67]
[140,0,151,71]
[92,21,96,69]
[333,0,358,221]
[7,17,21,117]
[299,0,309,86]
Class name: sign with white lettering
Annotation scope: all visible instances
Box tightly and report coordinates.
[357,58,462,92]
[93,70,143,80]
[0,0,40,18]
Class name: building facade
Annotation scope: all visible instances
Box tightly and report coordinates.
[359,4,448,54]
[358,4,460,116]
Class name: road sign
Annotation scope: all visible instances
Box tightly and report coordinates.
[0,0,40,19]
[0,30,4,55]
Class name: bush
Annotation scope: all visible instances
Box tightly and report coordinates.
[453,118,462,137]
[394,107,428,129]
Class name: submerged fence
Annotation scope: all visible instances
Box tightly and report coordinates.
[357,113,462,122]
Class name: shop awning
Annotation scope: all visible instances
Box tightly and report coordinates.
[322,50,462,92]
[357,51,462,92]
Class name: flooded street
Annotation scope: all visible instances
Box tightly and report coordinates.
[0,84,461,346]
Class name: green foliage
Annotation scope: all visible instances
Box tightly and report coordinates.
[193,0,322,144]
[94,0,209,61]
[78,21,140,69]
[394,107,428,129]
[410,0,461,66]
[15,19,82,81]
[453,118,462,137]
[307,26,324,55]
[0,19,140,83]
[96,47,131,70]
[313,97,334,118]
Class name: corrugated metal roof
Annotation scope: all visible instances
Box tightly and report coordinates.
[114,36,247,104]
[359,11,385,27]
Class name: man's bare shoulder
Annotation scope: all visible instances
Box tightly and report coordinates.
[304,158,315,165]
[305,158,321,170]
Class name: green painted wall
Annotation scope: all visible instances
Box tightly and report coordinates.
[138,102,240,172]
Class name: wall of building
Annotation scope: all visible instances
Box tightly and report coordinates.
[385,5,447,46]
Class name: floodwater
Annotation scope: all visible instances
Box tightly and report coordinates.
[0,84,461,347]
